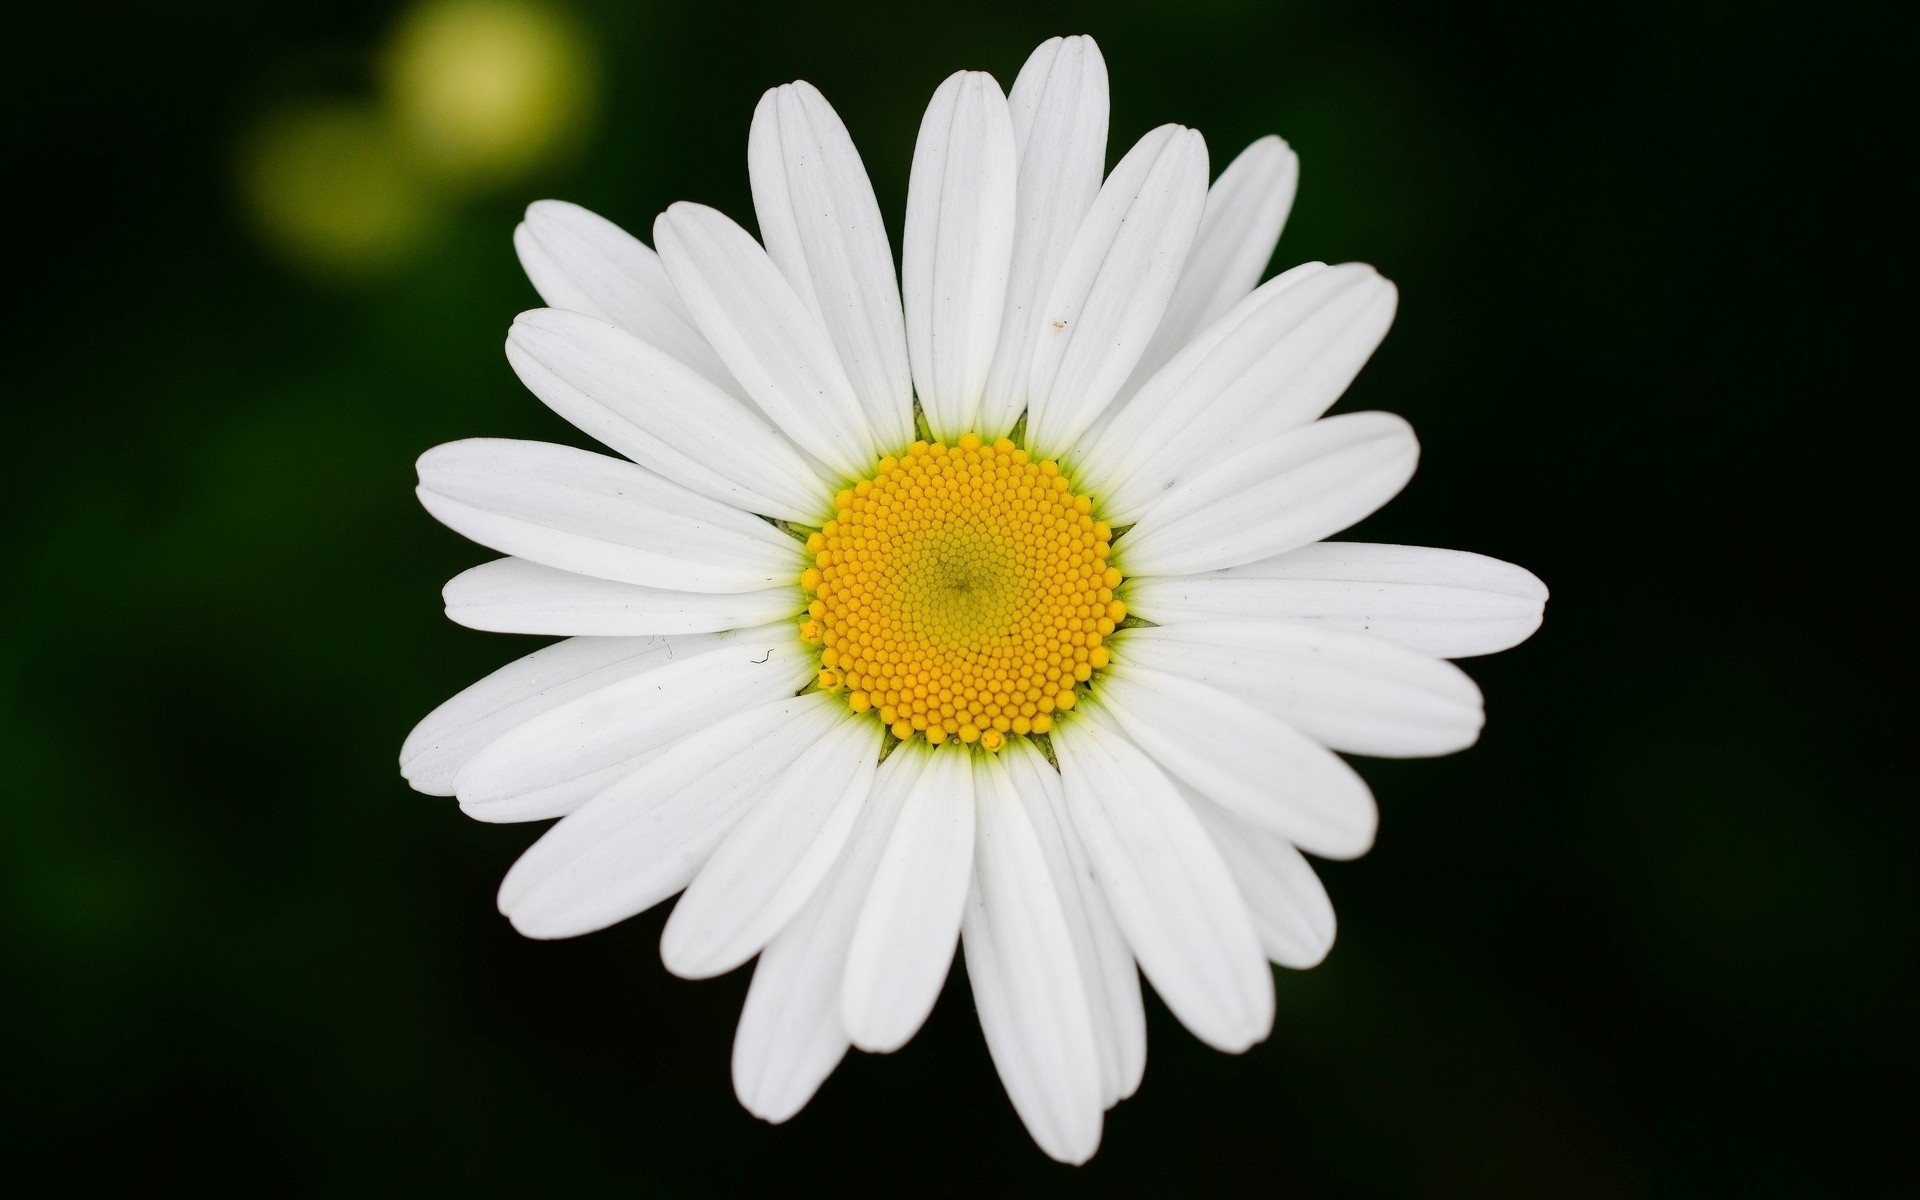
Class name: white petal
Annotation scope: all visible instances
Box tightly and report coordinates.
[496,693,835,938]
[1126,542,1548,658]
[454,623,811,820]
[1052,715,1273,1052]
[661,705,882,978]
[1121,136,1299,397]
[1001,738,1145,1106]
[654,202,877,478]
[977,36,1109,440]
[1076,263,1399,523]
[1068,259,1320,469]
[750,82,914,450]
[841,744,976,1053]
[733,743,928,1123]
[399,635,693,798]
[443,557,801,637]
[964,750,1105,1164]
[902,71,1018,442]
[416,439,808,594]
[1184,793,1337,969]
[1113,621,1485,758]
[1115,412,1418,577]
[506,308,833,523]
[1094,665,1377,860]
[1024,124,1209,457]
[513,200,738,392]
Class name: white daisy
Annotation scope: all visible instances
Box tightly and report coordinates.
[401,34,1545,1163]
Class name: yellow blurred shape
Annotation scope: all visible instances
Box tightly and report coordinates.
[240,102,437,277]
[384,0,597,185]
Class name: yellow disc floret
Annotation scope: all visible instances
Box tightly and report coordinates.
[800,433,1120,750]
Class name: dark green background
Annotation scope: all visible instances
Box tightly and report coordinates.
[5,0,1907,1194]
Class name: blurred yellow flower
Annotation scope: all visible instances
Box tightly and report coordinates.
[239,101,437,277]
[383,0,598,186]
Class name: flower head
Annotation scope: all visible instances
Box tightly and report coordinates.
[403,34,1545,1163]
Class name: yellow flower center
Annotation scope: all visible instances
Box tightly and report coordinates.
[799,433,1123,751]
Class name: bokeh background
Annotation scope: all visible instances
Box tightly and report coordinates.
[4,0,1907,1193]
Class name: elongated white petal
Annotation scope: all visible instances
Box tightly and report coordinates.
[750,82,913,449]
[513,200,737,392]
[496,694,835,938]
[1025,125,1209,457]
[733,743,927,1123]
[1185,793,1337,969]
[1094,665,1377,860]
[903,71,1017,441]
[654,202,877,478]
[965,751,1105,1163]
[416,439,808,594]
[400,635,695,798]
[1070,259,1320,468]
[1116,412,1418,577]
[1126,542,1548,658]
[507,308,832,523]
[661,706,881,978]
[1052,715,1273,1052]
[842,745,975,1052]
[978,36,1108,439]
[1077,263,1398,523]
[1001,739,1144,1105]
[444,557,800,637]
[1113,621,1485,758]
[1121,136,1299,396]
[454,623,811,819]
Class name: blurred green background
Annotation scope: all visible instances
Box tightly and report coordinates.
[3,0,1907,1193]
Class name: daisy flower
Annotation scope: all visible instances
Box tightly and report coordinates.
[401,34,1545,1163]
